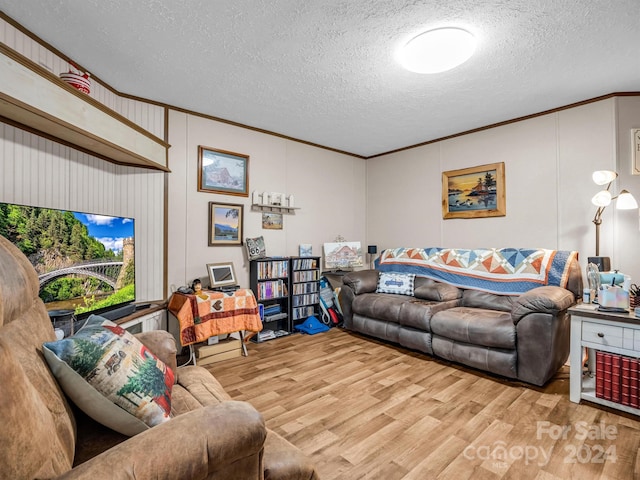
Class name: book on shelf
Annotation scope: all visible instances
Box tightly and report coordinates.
[595,351,640,408]
[612,354,621,403]
[292,257,318,270]
[622,356,631,406]
[631,358,639,408]
[595,351,604,399]
[603,353,612,401]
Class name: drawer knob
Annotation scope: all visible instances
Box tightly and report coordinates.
[597,332,605,338]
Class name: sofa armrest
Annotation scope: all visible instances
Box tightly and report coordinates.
[55,401,266,480]
[511,286,576,324]
[342,270,379,295]
[135,329,178,378]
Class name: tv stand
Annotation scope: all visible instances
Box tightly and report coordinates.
[100,304,136,321]
[114,301,168,333]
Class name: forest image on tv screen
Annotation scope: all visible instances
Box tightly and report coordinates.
[0,203,135,316]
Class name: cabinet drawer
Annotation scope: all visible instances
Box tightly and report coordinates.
[582,321,625,348]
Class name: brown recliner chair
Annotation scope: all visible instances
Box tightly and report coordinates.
[0,235,319,480]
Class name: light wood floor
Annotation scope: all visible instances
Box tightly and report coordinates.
[207,328,640,480]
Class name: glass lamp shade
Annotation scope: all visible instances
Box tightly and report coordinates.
[398,27,476,74]
[591,190,612,207]
[592,170,618,185]
[616,190,638,209]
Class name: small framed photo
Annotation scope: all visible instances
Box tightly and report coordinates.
[262,212,283,230]
[442,162,506,219]
[207,262,237,288]
[208,202,244,245]
[198,146,249,196]
[299,244,312,256]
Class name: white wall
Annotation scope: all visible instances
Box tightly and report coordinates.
[368,98,640,282]
[614,96,640,282]
[166,110,366,291]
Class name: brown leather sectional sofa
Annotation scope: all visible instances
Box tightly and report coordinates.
[339,257,583,386]
[0,235,318,480]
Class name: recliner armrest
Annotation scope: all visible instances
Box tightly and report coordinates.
[511,286,576,324]
[55,401,266,480]
[342,270,379,295]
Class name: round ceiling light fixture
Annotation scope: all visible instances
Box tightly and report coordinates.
[398,27,476,74]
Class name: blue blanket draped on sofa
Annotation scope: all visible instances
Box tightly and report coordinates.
[376,247,578,296]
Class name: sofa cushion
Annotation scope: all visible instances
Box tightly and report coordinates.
[398,299,460,331]
[376,272,415,296]
[430,307,516,349]
[353,293,412,324]
[462,289,515,312]
[43,315,174,436]
[413,277,462,302]
[432,336,517,379]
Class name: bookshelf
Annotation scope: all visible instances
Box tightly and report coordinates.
[290,256,321,330]
[250,257,291,342]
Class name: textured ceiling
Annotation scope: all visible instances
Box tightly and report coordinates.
[1,1,639,157]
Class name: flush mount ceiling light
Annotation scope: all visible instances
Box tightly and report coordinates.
[398,27,476,74]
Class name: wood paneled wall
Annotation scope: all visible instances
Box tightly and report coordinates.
[0,17,166,302]
[0,122,165,302]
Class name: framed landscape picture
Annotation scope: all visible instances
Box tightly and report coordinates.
[198,146,249,196]
[262,212,283,230]
[208,202,244,245]
[442,162,506,219]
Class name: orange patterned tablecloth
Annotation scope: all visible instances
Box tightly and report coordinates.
[168,289,263,347]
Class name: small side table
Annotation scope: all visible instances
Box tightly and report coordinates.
[569,303,640,415]
[167,289,263,365]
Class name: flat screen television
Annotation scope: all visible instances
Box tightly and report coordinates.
[0,202,135,320]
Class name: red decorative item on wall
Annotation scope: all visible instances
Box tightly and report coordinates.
[59,63,91,94]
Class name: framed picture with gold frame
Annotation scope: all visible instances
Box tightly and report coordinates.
[208,202,244,245]
[198,146,249,196]
[442,162,506,219]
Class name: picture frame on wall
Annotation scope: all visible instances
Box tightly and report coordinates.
[262,212,283,230]
[208,202,244,245]
[198,146,249,196]
[442,162,506,219]
[206,262,237,288]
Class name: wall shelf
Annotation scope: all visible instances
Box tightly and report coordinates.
[0,44,169,171]
[251,203,299,214]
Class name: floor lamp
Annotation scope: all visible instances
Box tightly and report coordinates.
[588,170,638,272]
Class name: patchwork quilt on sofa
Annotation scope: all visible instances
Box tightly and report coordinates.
[376,247,578,295]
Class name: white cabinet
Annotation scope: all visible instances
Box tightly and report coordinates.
[569,304,640,415]
[0,45,169,170]
[118,308,167,333]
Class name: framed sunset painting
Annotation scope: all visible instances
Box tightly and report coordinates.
[442,162,506,219]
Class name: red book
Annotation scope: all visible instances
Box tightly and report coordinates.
[603,353,613,401]
[612,354,622,404]
[622,357,631,406]
[631,359,640,409]
[595,351,605,399]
